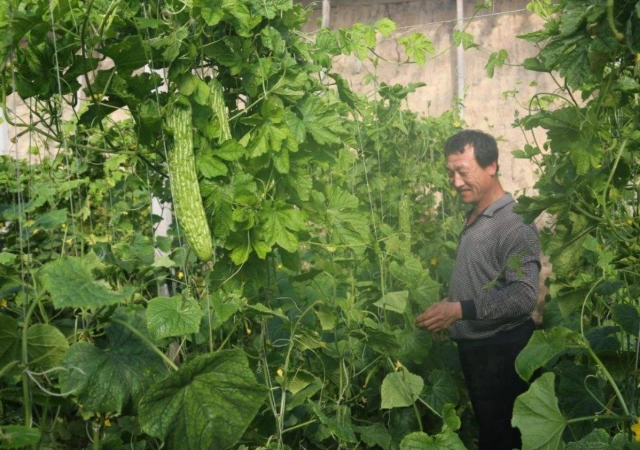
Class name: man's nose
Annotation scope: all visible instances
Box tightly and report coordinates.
[451,173,464,188]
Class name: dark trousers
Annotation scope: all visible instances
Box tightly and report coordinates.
[457,320,535,450]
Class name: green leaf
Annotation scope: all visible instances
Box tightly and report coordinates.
[397,33,435,65]
[215,140,246,161]
[0,252,16,266]
[380,369,424,409]
[146,295,203,340]
[209,291,243,330]
[453,30,479,50]
[421,370,459,417]
[198,0,224,26]
[0,425,41,449]
[101,34,148,73]
[357,321,400,355]
[250,0,293,19]
[515,327,588,381]
[395,326,432,365]
[260,202,306,253]
[375,18,396,38]
[441,403,461,431]
[26,324,69,371]
[486,49,509,77]
[356,423,392,450]
[298,96,344,145]
[60,310,166,417]
[611,304,639,336]
[139,350,267,450]
[0,314,19,374]
[565,428,621,450]
[197,153,228,178]
[40,257,135,309]
[310,403,358,443]
[373,290,408,314]
[512,373,567,450]
[33,208,67,231]
[400,430,467,450]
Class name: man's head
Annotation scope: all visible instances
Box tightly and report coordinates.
[444,130,502,208]
[444,129,499,169]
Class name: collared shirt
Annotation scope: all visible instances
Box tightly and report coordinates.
[448,193,541,341]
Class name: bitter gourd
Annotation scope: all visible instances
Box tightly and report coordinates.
[208,79,232,143]
[398,196,412,256]
[166,97,213,262]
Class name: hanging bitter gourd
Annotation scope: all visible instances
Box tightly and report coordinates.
[208,79,232,143]
[398,196,412,256]
[165,97,213,262]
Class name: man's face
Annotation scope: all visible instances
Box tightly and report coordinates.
[445,144,497,206]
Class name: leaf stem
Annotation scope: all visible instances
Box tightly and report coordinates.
[586,345,630,417]
[109,318,179,371]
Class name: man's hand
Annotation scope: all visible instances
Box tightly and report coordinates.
[415,299,462,333]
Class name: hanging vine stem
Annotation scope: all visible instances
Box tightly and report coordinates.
[599,138,630,241]
[587,344,630,417]
[607,0,625,41]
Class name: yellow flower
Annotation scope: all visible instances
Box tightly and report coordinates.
[631,417,640,442]
[177,271,184,280]
[0,299,7,308]
[395,360,404,371]
[276,368,284,377]
[430,257,437,266]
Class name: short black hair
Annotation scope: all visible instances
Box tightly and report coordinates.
[444,129,499,169]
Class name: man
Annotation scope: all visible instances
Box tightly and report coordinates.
[415,130,541,450]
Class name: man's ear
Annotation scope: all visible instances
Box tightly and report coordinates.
[488,161,498,177]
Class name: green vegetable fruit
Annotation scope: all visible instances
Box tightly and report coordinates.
[209,79,232,143]
[166,97,213,262]
[398,196,411,255]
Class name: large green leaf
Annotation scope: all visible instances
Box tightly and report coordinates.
[355,423,392,450]
[40,257,135,309]
[310,403,358,443]
[512,373,566,450]
[373,290,408,314]
[59,310,166,417]
[380,369,424,409]
[0,314,19,372]
[565,428,626,450]
[515,327,588,381]
[260,201,307,253]
[399,430,467,450]
[395,326,432,365]
[146,295,203,340]
[0,425,41,449]
[138,350,267,450]
[298,95,345,145]
[26,323,69,371]
[420,370,459,417]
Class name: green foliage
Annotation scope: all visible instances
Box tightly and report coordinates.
[0,0,467,448]
[512,0,640,447]
[138,350,268,449]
